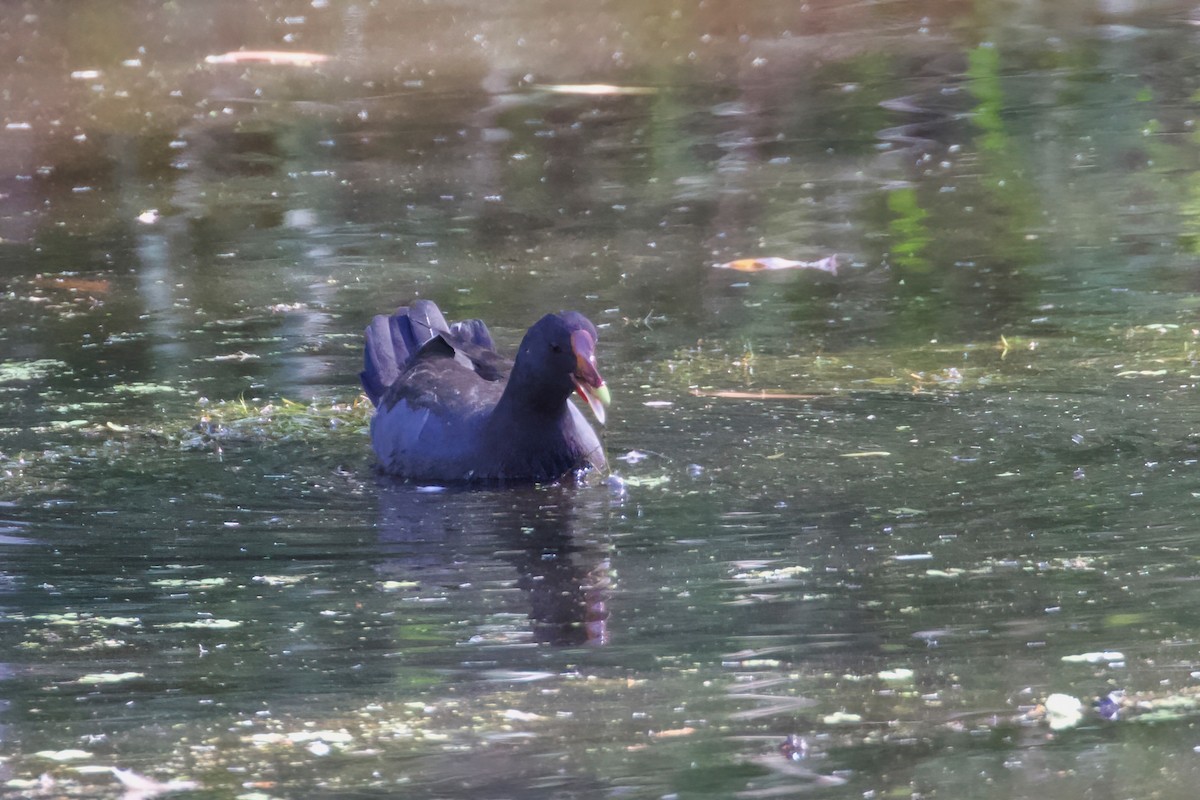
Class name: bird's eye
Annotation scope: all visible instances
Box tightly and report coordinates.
[550,343,562,353]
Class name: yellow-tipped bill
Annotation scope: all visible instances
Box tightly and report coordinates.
[570,328,610,425]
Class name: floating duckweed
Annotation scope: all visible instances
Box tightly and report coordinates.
[0,359,67,384]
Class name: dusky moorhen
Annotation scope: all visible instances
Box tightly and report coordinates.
[361,300,610,482]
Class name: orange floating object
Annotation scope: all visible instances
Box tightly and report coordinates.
[34,275,111,294]
[714,255,839,275]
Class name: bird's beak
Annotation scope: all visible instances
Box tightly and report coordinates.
[570,328,610,426]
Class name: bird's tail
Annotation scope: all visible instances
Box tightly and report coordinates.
[360,299,449,406]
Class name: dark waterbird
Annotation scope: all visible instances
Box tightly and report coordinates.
[361,300,611,482]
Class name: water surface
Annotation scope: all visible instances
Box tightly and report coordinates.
[4,1,1200,798]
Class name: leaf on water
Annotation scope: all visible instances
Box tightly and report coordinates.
[821,711,863,725]
[248,733,288,746]
[113,383,181,395]
[150,577,228,589]
[253,575,305,586]
[206,352,259,362]
[714,255,839,275]
[840,451,891,458]
[161,618,241,630]
[31,613,142,628]
[618,474,671,488]
[378,580,419,591]
[732,564,811,583]
[33,749,92,761]
[878,668,915,682]
[690,388,823,400]
[76,671,144,685]
[205,50,330,66]
[111,767,200,797]
[286,730,354,744]
[33,275,111,294]
[502,709,544,722]
[1061,651,1125,664]
[534,83,657,96]
[649,727,696,738]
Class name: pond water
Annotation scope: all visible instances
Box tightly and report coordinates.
[5,1,1200,797]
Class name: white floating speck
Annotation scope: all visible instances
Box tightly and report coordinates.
[1061,651,1125,664]
[1044,693,1084,730]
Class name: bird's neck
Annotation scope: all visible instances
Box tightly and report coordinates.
[493,358,572,423]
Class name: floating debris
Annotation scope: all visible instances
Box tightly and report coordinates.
[534,83,657,96]
[33,749,92,761]
[160,618,241,630]
[1062,651,1125,665]
[204,50,330,66]
[111,767,199,799]
[1097,691,1123,721]
[714,256,839,275]
[75,671,144,685]
[1042,693,1084,730]
[690,388,822,400]
[33,275,111,294]
[206,352,259,362]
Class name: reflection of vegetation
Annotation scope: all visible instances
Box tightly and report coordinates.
[966,45,1007,154]
[1177,127,1200,253]
[963,43,1041,269]
[886,187,932,272]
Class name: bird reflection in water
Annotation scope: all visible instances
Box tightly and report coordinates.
[373,480,611,647]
